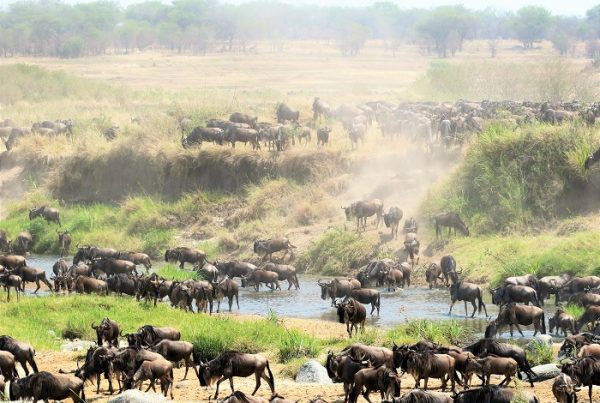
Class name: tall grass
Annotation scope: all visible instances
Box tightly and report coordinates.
[386,319,470,346]
[422,122,600,234]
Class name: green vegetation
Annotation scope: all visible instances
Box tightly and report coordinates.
[155,264,200,281]
[563,303,585,319]
[527,338,555,366]
[422,122,599,234]
[386,319,471,346]
[295,228,382,275]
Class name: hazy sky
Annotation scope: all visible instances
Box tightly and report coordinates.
[1,0,598,16]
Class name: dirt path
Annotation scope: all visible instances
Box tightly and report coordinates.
[0,161,25,219]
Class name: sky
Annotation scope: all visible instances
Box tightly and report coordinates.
[0,0,598,16]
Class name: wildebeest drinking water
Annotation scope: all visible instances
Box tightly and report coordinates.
[484,303,546,338]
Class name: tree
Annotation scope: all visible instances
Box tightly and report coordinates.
[339,23,368,56]
[416,6,477,58]
[511,6,551,49]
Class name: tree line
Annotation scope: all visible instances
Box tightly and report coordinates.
[2,1,600,59]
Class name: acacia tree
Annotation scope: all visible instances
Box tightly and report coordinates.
[416,6,477,58]
[511,6,551,49]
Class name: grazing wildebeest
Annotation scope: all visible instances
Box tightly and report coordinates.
[538,274,571,306]
[403,232,420,267]
[230,112,257,128]
[9,371,85,402]
[29,206,61,225]
[214,277,239,312]
[261,262,299,290]
[57,230,71,257]
[276,103,299,124]
[349,288,381,315]
[164,246,206,269]
[464,356,518,387]
[434,212,469,238]
[318,278,360,305]
[198,351,275,399]
[182,126,225,148]
[337,298,367,338]
[343,199,384,232]
[383,206,403,239]
[0,271,24,301]
[453,385,539,403]
[348,365,401,403]
[253,237,296,261]
[562,356,600,403]
[448,280,487,318]
[575,305,600,333]
[317,127,331,146]
[440,255,457,286]
[215,260,257,279]
[241,269,281,291]
[485,303,546,337]
[552,373,579,403]
[550,309,576,336]
[424,262,444,289]
[559,332,600,358]
[13,265,52,293]
[150,339,196,380]
[0,335,38,375]
[129,358,174,398]
[91,317,120,347]
[490,284,539,306]
[118,251,152,270]
[135,325,181,347]
[464,339,536,387]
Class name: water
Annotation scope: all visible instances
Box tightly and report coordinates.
[22,255,560,338]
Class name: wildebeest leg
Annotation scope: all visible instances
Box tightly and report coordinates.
[287,279,293,290]
[213,376,228,399]
[464,301,469,317]
[423,376,429,391]
[96,373,101,393]
[179,260,184,269]
[449,299,457,315]
[470,300,477,318]
[33,279,41,293]
[252,371,263,395]
[516,323,525,337]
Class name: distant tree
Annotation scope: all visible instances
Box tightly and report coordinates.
[511,6,551,49]
[586,4,600,38]
[339,23,368,56]
[416,6,477,58]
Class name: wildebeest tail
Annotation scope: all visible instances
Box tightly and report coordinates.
[164,249,170,262]
[294,272,300,289]
[192,348,200,365]
[287,240,297,248]
[541,312,546,334]
[266,360,275,393]
[477,288,484,313]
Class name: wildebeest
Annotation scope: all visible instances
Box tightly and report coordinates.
[130,358,174,398]
[559,332,600,358]
[74,276,108,295]
[57,230,71,257]
[215,260,257,279]
[383,206,403,239]
[73,245,119,264]
[485,303,546,337]
[313,97,332,120]
[440,255,457,286]
[464,339,536,387]
[348,365,401,403]
[317,127,331,146]
[448,280,487,318]
[13,265,52,293]
[400,349,456,392]
[562,276,600,295]
[198,351,275,399]
[503,273,539,291]
[0,229,8,252]
[318,278,360,305]
[403,217,418,234]
[325,352,371,402]
[135,325,181,347]
[92,318,120,347]
[343,199,384,232]
[276,103,299,124]
[385,389,452,403]
[538,274,571,306]
[0,350,16,382]
[261,262,299,290]
[214,277,240,313]
[13,231,33,255]
[403,232,420,267]
[150,339,196,380]
[164,246,206,269]
[230,112,257,128]
[0,335,38,375]
[343,343,394,367]
[118,251,152,270]
[73,345,117,394]
[182,126,225,147]
[337,298,367,338]
[490,284,539,306]
[253,237,296,261]
[385,267,404,291]
[550,309,576,337]
[562,356,600,403]
[9,371,85,402]
[0,254,26,269]
[92,258,138,277]
[241,269,281,291]
[52,258,69,277]
[425,263,443,289]
[575,305,600,332]
[464,356,518,387]
[552,373,579,403]
[434,212,469,238]
[196,262,219,282]
[453,385,539,403]
[29,206,61,226]
[0,271,24,301]
[349,288,380,316]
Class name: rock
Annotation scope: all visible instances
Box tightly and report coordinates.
[107,389,168,403]
[527,335,553,349]
[295,360,332,384]
[60,339,95,352]
[521,363,561,382]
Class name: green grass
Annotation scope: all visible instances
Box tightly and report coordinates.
[155,264,201,281]
[563,303,585,319]
[385,319,471,346]
[527,339,555,366]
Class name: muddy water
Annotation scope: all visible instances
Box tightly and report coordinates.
[23,255,559,338]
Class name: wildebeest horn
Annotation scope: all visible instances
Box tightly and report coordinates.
[119,330,126,337]
[91,322,98,329]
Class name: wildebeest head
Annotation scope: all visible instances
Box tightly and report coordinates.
[490,287,504,305]
[484,320,499,338]
[317,279,332,300]
[9,375,29,400]
[342,204,355,221]
[28,206,42,220]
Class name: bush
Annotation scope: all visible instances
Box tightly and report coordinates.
[527,340,554,366]
[278,330,320,363]
[386,319,469,346]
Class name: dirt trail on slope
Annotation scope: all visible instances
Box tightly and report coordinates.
[0,156,26,219]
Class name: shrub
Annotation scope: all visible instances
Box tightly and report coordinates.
[278,330,320,363]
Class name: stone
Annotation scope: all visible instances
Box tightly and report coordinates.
[521,363,561,382]
[527,334,553,349]
[295,360,332,384]
[60,339,95,352]
[107,389,168,403]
